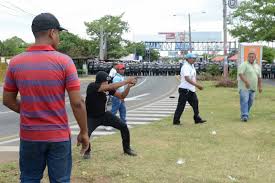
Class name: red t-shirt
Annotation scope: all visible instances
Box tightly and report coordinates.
[4,45,80,142]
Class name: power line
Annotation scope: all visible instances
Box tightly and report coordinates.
[0,0,34,17]
[3,0,35,16]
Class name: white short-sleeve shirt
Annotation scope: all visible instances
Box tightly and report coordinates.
[179,61,196,92]
[109,68,117,78]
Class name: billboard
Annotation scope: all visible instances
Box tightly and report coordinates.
[158,32,185,42]
[238,43,263,66]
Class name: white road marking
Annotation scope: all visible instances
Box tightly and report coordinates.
[0,138,20,145]
[127,113,169,117]
[125,93,150,101]
[132,77,147,89]
[0,111,13,114]
[127,117,161,121]
[0,146,19,152]
[71,131,116,136]
[127,122,151,125]
[129,110,174,114]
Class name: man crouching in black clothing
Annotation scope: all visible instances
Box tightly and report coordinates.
[83,71,137,159]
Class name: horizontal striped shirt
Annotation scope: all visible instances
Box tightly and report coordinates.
[4,45,80,142]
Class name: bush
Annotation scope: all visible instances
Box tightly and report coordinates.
[197,72,220,81]
[229,67,237,80]
[215,79,237,88]
[206,64,221,76]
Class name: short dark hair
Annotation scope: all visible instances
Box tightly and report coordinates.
[33,30,49,39]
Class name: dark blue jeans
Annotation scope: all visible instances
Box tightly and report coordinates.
[20,140,72,183]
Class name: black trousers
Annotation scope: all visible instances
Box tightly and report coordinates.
[86,111,130,153]
[173,88,200,124]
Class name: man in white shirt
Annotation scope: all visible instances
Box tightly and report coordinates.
[106,62,118,107]
[109,63,118,79]
[173,53,206,125]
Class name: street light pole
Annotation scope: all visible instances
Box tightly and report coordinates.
[223,0,228,79]
[188,13,192,53]
[173,12,205,53]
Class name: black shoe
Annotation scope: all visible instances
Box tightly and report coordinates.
[241,117,248,122]
[195,119,207,124]
[83,152,91,159]
[173,121,181,125]
[124,148,137,156]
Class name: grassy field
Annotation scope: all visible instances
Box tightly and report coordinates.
[0,81,274,183]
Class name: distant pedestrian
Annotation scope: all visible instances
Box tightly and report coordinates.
[238,51,262,122]
[3,13,89,182]
[84,71,137,159]
[173,53,206,125]
[106,62,118,106]
[111,64,127,123]
[109,62,118,79]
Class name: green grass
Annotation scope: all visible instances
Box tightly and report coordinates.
[0,81,274,183]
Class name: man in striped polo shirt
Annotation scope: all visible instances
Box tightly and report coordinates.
[3,13,89,182]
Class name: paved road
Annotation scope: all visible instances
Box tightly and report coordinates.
[0,76,179,162]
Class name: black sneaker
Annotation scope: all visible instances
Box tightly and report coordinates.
[83,152,91,159]
[124,148,137,156]
[173,121,181,125]
[195,119,207,124]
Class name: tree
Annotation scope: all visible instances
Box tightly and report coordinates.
[229,0,275,42]
[58,32,97,58]
[125,41,146,58]
[150,49,160,61]
[85,14,129,59]
[1,36,27,56]
[125,41,160,61]
[0,40,3,56]
[263,46,275,63]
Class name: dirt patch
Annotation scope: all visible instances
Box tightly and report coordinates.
[71,176,112,183]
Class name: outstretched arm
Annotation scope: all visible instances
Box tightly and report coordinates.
[98,77,137,92]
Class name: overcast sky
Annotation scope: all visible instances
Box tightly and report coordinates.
[0,0,238,42]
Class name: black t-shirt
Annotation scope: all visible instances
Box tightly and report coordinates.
[85,82,115,118]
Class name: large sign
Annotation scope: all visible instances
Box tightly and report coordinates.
[228,0,238,9]
[238,43,263,66]
[158,32,185,42]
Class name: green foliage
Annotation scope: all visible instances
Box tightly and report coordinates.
[206,64,221,76]
[229,67,238,80]
[125,41,146,57]
[197,72,219,81]
[149,49,160,61]
[0,36,27,56]
[58,32,97,58]
[125,41,160,61]
[229,0,275,42]
[85,14,129,59]
[263,46,275,63]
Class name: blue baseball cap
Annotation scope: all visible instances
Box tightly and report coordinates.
[185,53,197,59]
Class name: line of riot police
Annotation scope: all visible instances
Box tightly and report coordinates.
[262,63,275,79]
[87,60,273,78]
[88,61,182,76]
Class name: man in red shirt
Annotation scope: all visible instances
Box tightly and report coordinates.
[3,13,89,182]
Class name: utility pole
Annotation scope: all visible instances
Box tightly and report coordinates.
[223,0,228,79]
[188,13,192,53]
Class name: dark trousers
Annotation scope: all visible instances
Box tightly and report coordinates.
[173,88,200,124]
[86,111,130,153]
